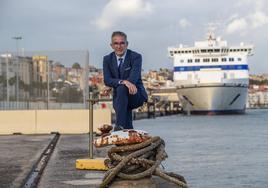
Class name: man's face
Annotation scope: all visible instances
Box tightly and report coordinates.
[110,35,128,57]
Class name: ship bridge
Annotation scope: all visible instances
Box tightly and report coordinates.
[168,35,253,58]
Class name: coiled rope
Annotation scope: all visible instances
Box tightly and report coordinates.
[100,136,188,188]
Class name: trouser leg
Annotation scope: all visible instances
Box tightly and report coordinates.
[114,85,128,128]
[125,108,133,129]
[114,85,146,129]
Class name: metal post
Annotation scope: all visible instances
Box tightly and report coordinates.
[84,51,89,108]
[5,54,10,106]
[87,97,112,159]
[89,92,94,159]
[47,60,50,109]
[12,36,22,108]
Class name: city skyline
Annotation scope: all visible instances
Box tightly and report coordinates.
[1,0,268,73]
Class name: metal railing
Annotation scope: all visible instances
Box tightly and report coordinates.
[0,50,91,110]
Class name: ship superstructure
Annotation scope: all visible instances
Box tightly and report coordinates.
[168,33,253,114]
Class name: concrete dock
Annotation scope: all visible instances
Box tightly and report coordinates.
[0,134,179,188]
[0,135,54,187]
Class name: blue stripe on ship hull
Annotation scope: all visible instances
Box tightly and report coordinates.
[182,109,246,115]
[174,65,248,72]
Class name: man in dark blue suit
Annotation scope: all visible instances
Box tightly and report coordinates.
[103,31,148,130]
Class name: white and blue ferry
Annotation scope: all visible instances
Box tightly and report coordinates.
[168,33,253,114]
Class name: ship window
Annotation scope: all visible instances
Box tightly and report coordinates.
[222,58,227,62]
[195,59,200,63]
[230,49,233,52]
[214,49,220,52]
[188,59,193,63]
[229,58,234,61]
[201,49,207,53]
[238,58,242,61]
[203,58,210,62]
[181,51,184,53]
[212,58,218,62]
[174,51,177,54]
[180,59,184,63]
[234,49,237,52]
[244,49,248,52]
[208,49,213,53]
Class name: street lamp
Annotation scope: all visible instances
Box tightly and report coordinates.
[12,36,22,106]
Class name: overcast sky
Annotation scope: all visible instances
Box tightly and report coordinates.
[0,0,268,73]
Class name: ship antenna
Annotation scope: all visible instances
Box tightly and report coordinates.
[206,22,217,41]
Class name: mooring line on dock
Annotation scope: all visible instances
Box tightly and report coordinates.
[101,136,188,188]
[21,133,60,188]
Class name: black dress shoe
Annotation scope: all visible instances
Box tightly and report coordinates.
[113,125,124,131]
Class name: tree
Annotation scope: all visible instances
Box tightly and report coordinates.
[72,62,81,69]
[8,76,16,86]
[0,75,5,84]
[53,86,83,103]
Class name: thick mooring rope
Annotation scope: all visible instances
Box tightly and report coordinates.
[100,136,188,188]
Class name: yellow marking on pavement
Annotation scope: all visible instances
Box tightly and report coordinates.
[76,158,108,171]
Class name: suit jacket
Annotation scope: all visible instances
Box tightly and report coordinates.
[103,49,148,100]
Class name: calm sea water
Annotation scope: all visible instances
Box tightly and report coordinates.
[135,109,268,188]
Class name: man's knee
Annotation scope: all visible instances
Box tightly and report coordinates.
[116,85,128,96]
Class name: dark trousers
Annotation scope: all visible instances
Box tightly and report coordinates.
[113,85,146,129]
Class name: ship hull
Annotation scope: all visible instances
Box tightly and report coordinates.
[177,84,248,114]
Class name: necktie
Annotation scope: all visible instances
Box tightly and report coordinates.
[118,58,123,78]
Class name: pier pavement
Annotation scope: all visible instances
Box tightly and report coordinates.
[0,134,179,188]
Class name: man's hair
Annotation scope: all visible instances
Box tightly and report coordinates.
[111,31,127,41]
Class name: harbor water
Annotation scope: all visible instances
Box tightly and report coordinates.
[135,109,268,188]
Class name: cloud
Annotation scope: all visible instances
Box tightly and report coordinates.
[234,0,254,7]
[226,18,248,34]
[179,18,191,28]
[93,0,152,30]
[225,0,268,35]
[249,11,268,29]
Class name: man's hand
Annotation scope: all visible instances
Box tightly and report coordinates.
[102,86,112,96]
[122,80,137,95]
